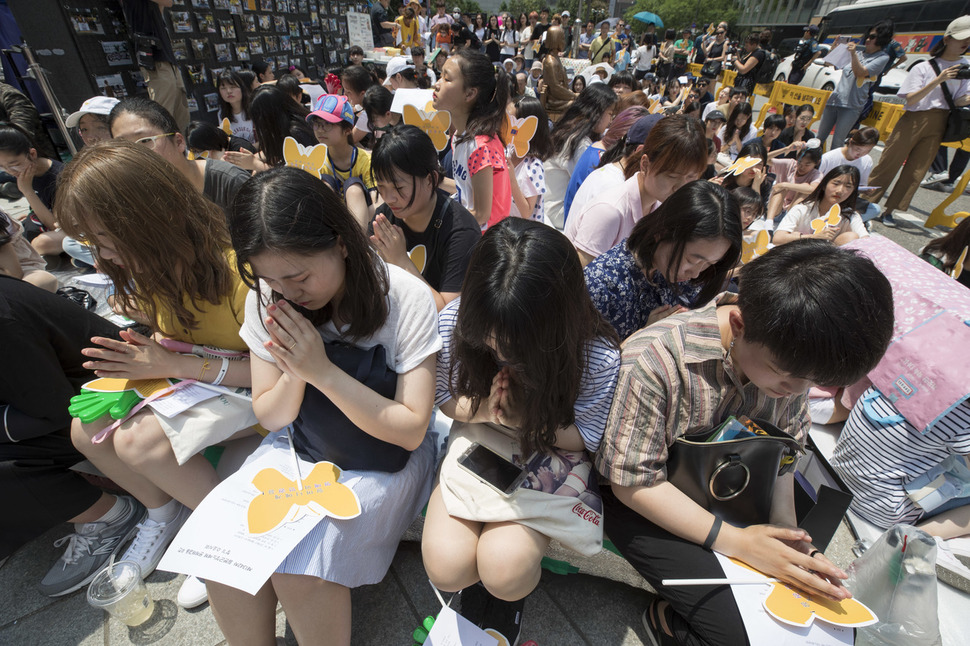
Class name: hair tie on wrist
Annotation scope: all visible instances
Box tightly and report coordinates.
[703,516,722,550]
[809,549,821,558]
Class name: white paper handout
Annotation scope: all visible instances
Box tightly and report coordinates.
[390,87,435,115]
[158,444,361,594]
[821,44,851,69]
[425,606,500,646]
[715,553,854,646]
[146,383,218,418]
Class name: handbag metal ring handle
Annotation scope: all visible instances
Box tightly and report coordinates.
[709,456,750,501]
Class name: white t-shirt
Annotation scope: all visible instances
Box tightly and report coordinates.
[819,148,873,186]
[776,202,868,239]
[632,45,656,71]
[543,139,590,230]
[716,123,757,159]
[509,154,546,223]
[230,113,254,142]
[898,57,970,112]
[240,262,442,374]
[568,163,625,224]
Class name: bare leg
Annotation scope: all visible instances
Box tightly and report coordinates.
[273,573,352,646]
[68,492,117,523]
[31,230,67,256]
[72,414,170,507]
[765,191,785,223]
[112,413,221,509]
[476,521,550,601]
[421,485,483,592]
[344,183,371,232]
[833,231,859,246]
[207,579,278,646]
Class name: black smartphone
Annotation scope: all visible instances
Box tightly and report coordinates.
[457,443,528,497]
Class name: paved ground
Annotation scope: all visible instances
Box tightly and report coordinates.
[1,143,968,645]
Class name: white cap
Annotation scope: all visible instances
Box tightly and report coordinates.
[946,16,970,40]
[561,10,569,17]
[385,56,414,78]
[65,96,120,128]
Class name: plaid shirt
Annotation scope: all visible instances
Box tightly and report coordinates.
[594,297,809,488]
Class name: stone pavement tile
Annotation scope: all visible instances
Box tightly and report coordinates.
[0,525,75,626]
[0,588,104,646]
[539,570,653,646]
[350,564,422,646]
[387,540,444,622]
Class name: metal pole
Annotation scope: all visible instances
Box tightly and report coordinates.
[21,42,76,155]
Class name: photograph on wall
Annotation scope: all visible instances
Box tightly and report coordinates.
[214,43,233,62]
[244,14,257,32]
[274,16,287,33]
[245,0,258,9]
[235,44,250,61]
[172,39,189,61]
[210,66,225,82]
[310,9,318,21]
[298,0,308,11]
[229,0,243,14]
[187,96,200,112]
[214,0,230,8]
[312,31,321,45]
[94,73,126,98]
[261,0,274,11]
[220,20,236,40]
[172,11,194,32]
[191,38,210,59]
[187,63,208,85]
[197,13,216,33]
[204,93,221,112]
[291,40,303,55]
[264,35,278,52]
[258,15,272,30]
[277,0,290,12]
[101,41,133,66]
[288,20,299,37]
[192,0,211,7]
[248,36,264,54]
[279,35,291,52]
[69,8,105,35]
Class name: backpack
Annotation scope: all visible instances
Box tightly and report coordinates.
[792,39,815,67]
[755,50,779,84]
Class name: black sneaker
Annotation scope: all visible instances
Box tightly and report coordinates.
[0,182,22,200]
[458,583,490,626]
[38,496,146,597]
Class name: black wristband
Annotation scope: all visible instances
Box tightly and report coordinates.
[809,548,821,558]
[703,516,722,550]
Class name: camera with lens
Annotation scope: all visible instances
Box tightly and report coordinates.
[954,65,970,80]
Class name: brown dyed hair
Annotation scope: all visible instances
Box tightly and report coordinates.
[57,139,236,334]
[623,114,708,179]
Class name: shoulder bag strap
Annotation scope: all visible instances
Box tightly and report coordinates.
[929,59,958,110]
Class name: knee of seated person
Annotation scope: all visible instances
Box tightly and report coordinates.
[478,566,536,602]
[113,414,166,465]
[422,546,473,591]
[71,417,99,454]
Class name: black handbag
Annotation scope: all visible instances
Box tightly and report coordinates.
[291,341,411,473]
[665,418,802,527]
[930,59,970,144]
[700,60,722,78]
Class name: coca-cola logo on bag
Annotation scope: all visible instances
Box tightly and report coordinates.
[571,502,600,526]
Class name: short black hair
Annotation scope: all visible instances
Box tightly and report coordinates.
[0,121,35,155]
[184,120,230,151]
[609,70,636,90]
[763,114,786,131]
[109,97,178,136]
[362,85,393,123]
[738,240,893,386]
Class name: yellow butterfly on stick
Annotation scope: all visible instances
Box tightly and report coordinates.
[723,156,762,176]
[220,117,233,135]
[282,136,329,179]
[952,246,968,279]
[810,203,842,234]
[502,113,538,158]
[402,104,451,151]
[247,462,361,534]
[741,229,771,264]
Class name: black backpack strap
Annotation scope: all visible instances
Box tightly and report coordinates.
[929,59,958,110]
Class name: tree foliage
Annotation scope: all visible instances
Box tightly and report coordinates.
[498,0,608,24]
[623,0,741,35]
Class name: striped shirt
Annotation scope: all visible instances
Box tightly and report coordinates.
[832,388,970,528]
[595,298,809,488]
[435,298,621,453]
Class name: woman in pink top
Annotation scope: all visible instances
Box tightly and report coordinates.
[766,146,822,222]
[566,114,708,266]
[433,48,511,229]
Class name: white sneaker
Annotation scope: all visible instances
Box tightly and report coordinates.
[922,171,949,187]
[177,575,209,609]
[935,536,970,594]
[120,503,190,578]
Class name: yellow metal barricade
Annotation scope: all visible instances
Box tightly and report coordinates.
[754,81,830,128]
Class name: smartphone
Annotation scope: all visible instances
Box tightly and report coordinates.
[457,443,528,497]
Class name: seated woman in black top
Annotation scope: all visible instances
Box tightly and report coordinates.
[370,125,481,311]
[0,276,147,597]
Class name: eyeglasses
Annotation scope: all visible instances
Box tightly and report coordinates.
[134,132,176,149]
[865,34,876,41]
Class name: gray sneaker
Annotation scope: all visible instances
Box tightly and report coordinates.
[38,496,146,597]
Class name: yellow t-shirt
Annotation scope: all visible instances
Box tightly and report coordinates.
[396,16,419,49]
[152,251,249,351]
[321,147,376,191]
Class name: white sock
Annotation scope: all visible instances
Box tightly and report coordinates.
[146,499,181,524]
[76,495,127,533]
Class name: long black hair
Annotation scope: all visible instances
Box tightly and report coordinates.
[450,218,619,455]
[550,83,617,160]
[804,164,861,215]
[452,48,511,144]
[229,166,389,338]
[248,84,314,166]
[627,180,742,304]
[216,69,252,122]
[372,125,443,212]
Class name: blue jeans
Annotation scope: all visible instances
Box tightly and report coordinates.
[817,104,860,152]
[61,236,95,266]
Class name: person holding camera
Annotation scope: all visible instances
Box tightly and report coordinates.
[864,16,970,225]
[120,1,190,131]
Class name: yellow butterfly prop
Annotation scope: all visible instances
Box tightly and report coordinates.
[810,203,842,234]
[731,558,878,629]
[220,117,233,135]
[502,113,538,158]
[282,136,329,179]
[723,156,762,176]
[402,104,451,151]
[952,246,968,279]
[741,229,771,264]
[186,149,210,161]
[247,462,361,534]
